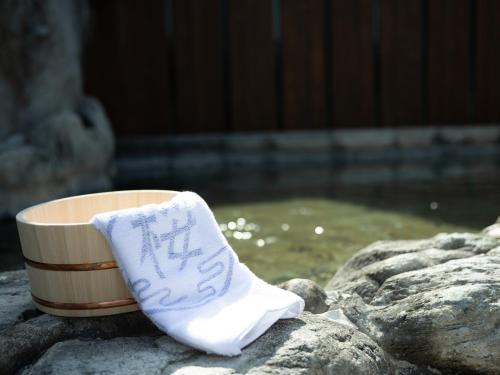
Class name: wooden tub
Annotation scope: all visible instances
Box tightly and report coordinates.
[16,190,178,317]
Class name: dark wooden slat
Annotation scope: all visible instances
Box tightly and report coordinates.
[281,0,326,130]
[331,0,373,127]
[173,0,226,133]
[85,0,170,135]
[428,0,470,124]
[380,0,422,127]
[476,0,500,123]
[229,0,276,131]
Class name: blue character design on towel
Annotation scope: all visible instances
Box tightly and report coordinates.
[112,208,234,313]
[160,211,203,271]
[131,213,166,279]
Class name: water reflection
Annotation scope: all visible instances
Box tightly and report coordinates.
[2,160,500,276]
[314,226,324,235]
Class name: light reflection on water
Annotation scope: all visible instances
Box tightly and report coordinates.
[2,161,500,284]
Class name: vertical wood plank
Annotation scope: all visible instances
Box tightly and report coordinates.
[85,0,170,135]
[331,0,373,127]
[281,0,326,130]
[380,0,422,127]
[229,0,276,131]
[173,0,226,133]
[476,0,500,123]
[428,0,470,124]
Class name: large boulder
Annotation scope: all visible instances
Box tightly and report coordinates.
[18,313,394,375]
[0,0,114,216]
[326,232,500,374]
[5,230,498,374]
[0,269,398,374]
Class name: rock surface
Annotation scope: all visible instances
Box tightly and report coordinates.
[326,232,500,374]
[0,270,398,375]
[0,270,34,332]
[2,232,499,374]
[0,0,114,216]
[19,313,393,375]
[278,278,329,313]
[483,218,500,239]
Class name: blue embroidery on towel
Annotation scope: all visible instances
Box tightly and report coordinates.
[197,246,234,298]
[141,246,234,314]
[131,214,165,279]
[160,211,202,270]
[104,215,118,243]
[159,202,180,217]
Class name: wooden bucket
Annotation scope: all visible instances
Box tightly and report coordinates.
[16,190,179,317]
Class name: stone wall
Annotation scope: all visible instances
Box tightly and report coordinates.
[0,0,114,217]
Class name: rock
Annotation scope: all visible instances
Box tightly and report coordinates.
[487,246,500,257]
[0,0,114,216]
[278,278,329,313]
[0,270,34,332]
[325,232,500,374]
[1,310,157,375]
[19,314,394,375]
[483,222,500,239]
[0,271,396,374]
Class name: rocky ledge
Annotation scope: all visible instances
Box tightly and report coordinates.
[1,231,499,374]
[326,232,500,374]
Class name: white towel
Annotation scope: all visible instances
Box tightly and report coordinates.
[91,191,304,356]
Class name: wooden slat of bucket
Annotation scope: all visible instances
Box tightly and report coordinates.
[32,301,139,318]
[17,222,112,264]
[27,263,139,317]
[26,265,132,304]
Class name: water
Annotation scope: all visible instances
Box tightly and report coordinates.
[3,161,499,286]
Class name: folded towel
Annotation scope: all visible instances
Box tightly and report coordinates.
[91,191,304,356]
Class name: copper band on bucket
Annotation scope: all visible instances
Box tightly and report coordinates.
[24,257,118,271]
[31,293,137,310]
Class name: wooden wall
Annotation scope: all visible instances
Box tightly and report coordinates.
[84,0,500,135]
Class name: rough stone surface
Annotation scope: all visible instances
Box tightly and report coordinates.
[0,0,114,216]
[0,271,398,375]
[483,220,500,239]
[278,278,329,313]
[0,270,34,332]
[326,232,500,374]
[4,232,499,374]
[1,310,157,374]
[20,314,393,375]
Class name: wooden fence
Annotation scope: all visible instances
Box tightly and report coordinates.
[84,0,500,135]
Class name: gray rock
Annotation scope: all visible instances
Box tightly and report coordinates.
[0,0,114,216]
[483,222,500,239]
[278,278,329,313]
[20,314,394,375]
[0,270,396,375]
[487,246,500,257]
[0,270,34,332]
[1,310,157,374]
[326,232,500,374]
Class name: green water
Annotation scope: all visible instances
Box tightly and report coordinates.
[213,198,473,286]
[3,162,499,286]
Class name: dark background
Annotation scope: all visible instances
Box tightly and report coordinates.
[84,0,500,136]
